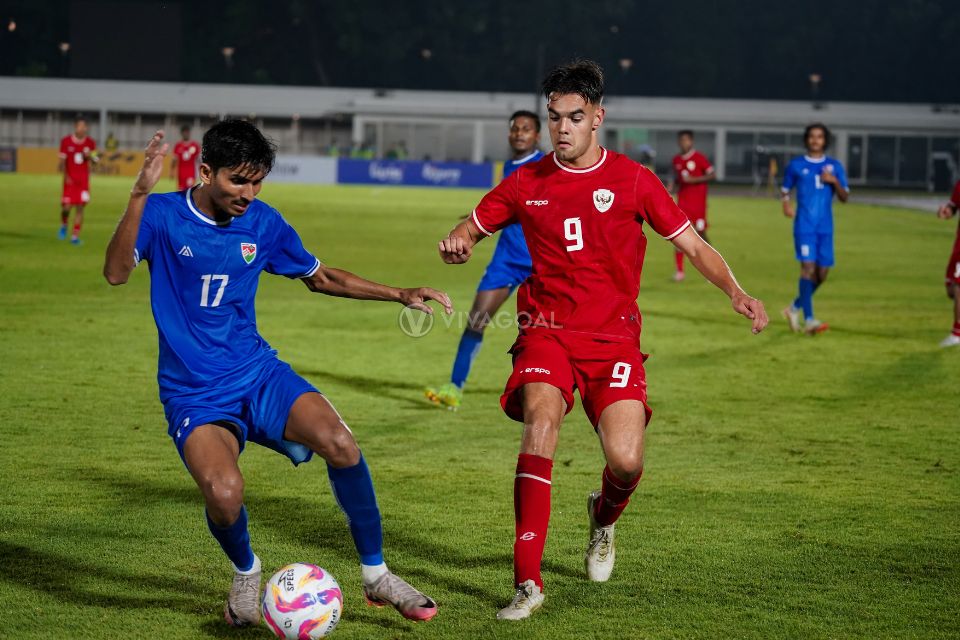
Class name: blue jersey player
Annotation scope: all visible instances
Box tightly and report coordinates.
[103,121,449,627]
[425,110,543,409]
[780,123,849,334]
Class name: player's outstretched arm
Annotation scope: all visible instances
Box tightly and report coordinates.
[438,218,484,264]
[103,131,168,285]
[672,227,769,334]
[302,266,453,315]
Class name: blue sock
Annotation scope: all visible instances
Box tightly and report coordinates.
[206,505,255,572]
[328,455,383,566]
[797,277,816,321]
[450,328,483,389]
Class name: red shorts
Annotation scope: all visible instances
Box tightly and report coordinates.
[62,184,90,206]
[501,331,651,429]
[947,232,960,285]
[178,174,196,191]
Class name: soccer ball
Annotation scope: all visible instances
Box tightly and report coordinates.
[262,563,343,639]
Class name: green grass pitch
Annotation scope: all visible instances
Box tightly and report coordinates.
[0,173,957,639]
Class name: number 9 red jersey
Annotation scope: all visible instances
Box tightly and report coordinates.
[472,148,690,342]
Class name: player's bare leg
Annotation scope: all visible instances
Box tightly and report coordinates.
[70,204,85,244]
[426,286,512,409]
[284,392,438,621]
[941,283,960,347]
[183,424,261,627]
[588,400,646,582]
[497,383,565,621]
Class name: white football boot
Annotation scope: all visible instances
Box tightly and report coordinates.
[585,491,616,582]
[224,556,261,627]
[782,306,802,333]
[940,333,960,348]
[496,579,544,620]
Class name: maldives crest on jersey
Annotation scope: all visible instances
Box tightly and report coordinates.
[593,188,614,213]
[241,243,257,264]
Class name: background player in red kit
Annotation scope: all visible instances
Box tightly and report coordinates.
[669,130,715,281]
[937,180,960,347]
[170,125,200,190]
[438,60,768,620]
[58,115,98,245]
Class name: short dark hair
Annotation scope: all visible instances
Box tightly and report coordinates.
[180,124,191,133]
[804,123,831,150]
[541,59,604,105]
[201,119,277,175]
[74,114,87,123]
[677,129,694,139]
[510,110,541,132]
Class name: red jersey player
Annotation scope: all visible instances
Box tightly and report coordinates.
[439,60,768,621]
[937,180,960,347]
[669,130,715,281]
[58,115,98,245]
[170,125,200,191]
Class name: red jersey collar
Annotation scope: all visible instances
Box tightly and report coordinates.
[552,147,607,174]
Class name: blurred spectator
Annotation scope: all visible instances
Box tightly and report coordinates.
[105,132,119,151]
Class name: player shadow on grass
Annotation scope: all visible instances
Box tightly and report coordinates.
[74,469,559,609]
[293,367,502,408]
[0,539,221,614]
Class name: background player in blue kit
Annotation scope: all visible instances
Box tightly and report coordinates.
[425,111,542,409]
[780,123,849,334]
[103,121,449,627]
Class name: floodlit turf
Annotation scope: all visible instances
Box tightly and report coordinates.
[0,173,957,639]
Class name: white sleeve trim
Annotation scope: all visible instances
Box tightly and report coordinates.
[133,248,141,266]
[780,187,790,194]
[299,257,321,278]
[471,209,493,236]
[663,219,691,241]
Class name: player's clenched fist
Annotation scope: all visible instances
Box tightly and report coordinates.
[438,236,472,264]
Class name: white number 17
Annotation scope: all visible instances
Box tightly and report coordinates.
[200,274,229,307]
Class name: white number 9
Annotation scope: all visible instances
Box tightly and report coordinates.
[564,217,583,252]
[610,361,631,388]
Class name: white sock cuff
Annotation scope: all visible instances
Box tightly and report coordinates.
[234,554,261,575]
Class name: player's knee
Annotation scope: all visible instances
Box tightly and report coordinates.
[201,472,245,519]
[607,452,644,481]
[800,264,816,279]
[315,425,360,467]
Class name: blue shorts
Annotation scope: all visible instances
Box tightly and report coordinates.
[477,259,531,291]
[794,233,834,267]
[163,359,318,467]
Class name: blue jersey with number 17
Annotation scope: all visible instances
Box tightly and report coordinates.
[781,155,849,235]
[133,187,320,402]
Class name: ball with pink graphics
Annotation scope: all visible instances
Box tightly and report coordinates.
[262,563,343,638]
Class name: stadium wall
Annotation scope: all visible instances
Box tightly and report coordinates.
[2,76,959,190]
[3,146,495,188]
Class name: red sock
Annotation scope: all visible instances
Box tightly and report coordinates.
[72,222,82,238]
[513,453,553,589]
[593,465,642,527]
[674,251,684,273]
[952,320,960,337]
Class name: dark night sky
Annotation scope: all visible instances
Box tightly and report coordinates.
[1,0,959,103]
